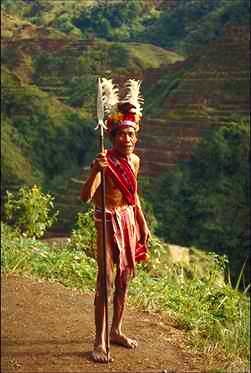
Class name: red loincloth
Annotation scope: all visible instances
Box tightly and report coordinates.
[106,149,149,263]
[94,206,137,287]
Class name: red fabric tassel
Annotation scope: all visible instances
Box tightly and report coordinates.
[135,242,149,263]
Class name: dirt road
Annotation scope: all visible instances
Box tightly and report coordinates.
[1,274,208,373]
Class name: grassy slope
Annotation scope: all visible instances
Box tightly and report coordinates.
[123,42,184,69]
[1,118,35,190]
[1,65,94,184]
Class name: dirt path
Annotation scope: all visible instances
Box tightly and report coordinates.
[1,274,207,373]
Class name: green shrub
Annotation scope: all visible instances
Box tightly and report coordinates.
[4,185,58,238]
[69,208,96,258]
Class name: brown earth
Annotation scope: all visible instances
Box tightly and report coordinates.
[1,273,212,373]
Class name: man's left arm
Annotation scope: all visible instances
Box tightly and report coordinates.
[133,154,151,245]
[135,194,151,245]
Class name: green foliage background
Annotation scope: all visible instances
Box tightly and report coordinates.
[2,0,250,52]
[1,65,96,190]
[143,120,250,282]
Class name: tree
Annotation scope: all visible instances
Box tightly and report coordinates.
[150,120,250,282]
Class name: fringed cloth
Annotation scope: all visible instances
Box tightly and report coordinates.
[94,206,137,288]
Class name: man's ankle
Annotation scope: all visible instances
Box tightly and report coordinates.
[94,339,106,349]
[110,328,121,336]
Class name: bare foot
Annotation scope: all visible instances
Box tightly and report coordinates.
[110,333,138,349]
[91,345,113,363]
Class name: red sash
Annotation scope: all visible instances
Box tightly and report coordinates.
[106,149,137,206]
[105,149,149,264]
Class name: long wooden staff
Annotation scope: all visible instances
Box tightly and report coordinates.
[95,77,110,362]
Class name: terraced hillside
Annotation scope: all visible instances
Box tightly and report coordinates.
[1,11,183,101]
[136,25,250,176]
[1,11,184,230]
[1,9,249,231]
[3,10,248,180]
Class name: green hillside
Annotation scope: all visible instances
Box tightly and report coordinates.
[3,0,249,54]
[1,65,96,187]
[1,8,184,230]
[1,12,183,185]
[144,0,250,53]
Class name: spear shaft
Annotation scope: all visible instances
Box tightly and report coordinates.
[100,135,110,363]
[96,78,109,363]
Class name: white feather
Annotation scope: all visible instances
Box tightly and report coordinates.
[101,78,119,114]
[122,79,144,115]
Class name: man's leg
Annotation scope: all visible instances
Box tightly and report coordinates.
[92,222,114,363]
[110,272,138,349]
[93,280,111,362]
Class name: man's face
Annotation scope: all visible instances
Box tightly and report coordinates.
[113,127,137,157]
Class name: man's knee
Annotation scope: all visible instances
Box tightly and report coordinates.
[114,280,128,298]
[114,269,130,294]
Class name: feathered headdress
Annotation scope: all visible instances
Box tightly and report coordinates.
[101,78,119,115]
[122,79,144,116]
[101,78,144,134]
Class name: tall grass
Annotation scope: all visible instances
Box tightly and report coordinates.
[129,238,250,369]
[1,223,96,291]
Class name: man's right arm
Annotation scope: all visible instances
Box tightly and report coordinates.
[80,166,101,203]
[80,151,107,203]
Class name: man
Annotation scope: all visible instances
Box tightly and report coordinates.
[80,80,150,363]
